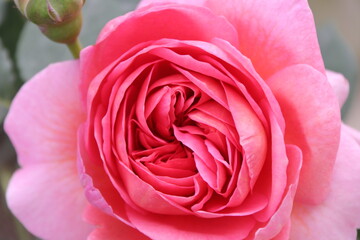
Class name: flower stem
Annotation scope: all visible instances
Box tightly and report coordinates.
[66,38,82,59]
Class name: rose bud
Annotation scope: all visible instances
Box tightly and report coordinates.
[13,0,84,43]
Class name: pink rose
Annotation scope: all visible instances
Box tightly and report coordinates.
[5,0,360,239]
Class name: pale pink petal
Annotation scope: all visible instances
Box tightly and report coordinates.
[267,64,341,204]
[205,0,324,79]
[271,221,291,240]
[290,127,360,239]
[6,161,93,240]
[343,124,360,145]
[326,70,349,107]
[4,61,84,166]
[85,206,151,240]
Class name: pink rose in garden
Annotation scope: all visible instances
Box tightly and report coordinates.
[5,0,360,239]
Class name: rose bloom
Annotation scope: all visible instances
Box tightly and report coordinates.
[5,0,360,239]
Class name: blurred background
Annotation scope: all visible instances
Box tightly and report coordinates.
[0,0,359,239]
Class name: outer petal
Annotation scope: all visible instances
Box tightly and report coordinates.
[4,61,85,166]
[6,162,93,240]
[271,221,291,240]
[4,61,91,238]
[252,145,302,240]
[126,209,255,240]
[343,124,360,145]
[85,206,151,240]
[326,70,350,108]
[80,4,238,100]
[290,127,360,239]
[138,0,206,9]
[205,0,325,78]
[136,0,324,79]
[267,64,341,204]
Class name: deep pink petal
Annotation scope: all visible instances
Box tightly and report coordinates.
[254,113,289,222]
[290,127,360,239]
[4,61,84,166]
[85,206,151,240]
[96,15,127,43]
[223,84,267,188]
[80,4,238,97]
[204,0,325,78]
[126,207,255,240]
[116,159,191,215]
[252,145,302,239]
[78,126,136,225]
[6,162,92,240]
[267,64,341,204]
[326,70,349,108]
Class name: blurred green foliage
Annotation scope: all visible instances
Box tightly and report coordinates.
[0,0,26,91]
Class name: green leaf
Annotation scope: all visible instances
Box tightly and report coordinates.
[17,0,140,81]
[317,24,358,117]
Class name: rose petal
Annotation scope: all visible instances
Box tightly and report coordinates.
[342,124,360,145]
[139,0,325,78]
[116,159,191,215]
[127,208,255,240]
[85,206,151,240]
[326,70,350,107]
[205,0,324,78]
[290,127,360,239]
[81,4,239,96]
[270,221,291,240]
[267,64,341,204]
[138,0,206,9]
[139,0,325,84]
[96,15,127,43]
[6,162,92,240]
[253,145,302,239]
[223,84,267,188]
[78,126,136,225]
[253,113,289,221]
[4,60,84,166]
